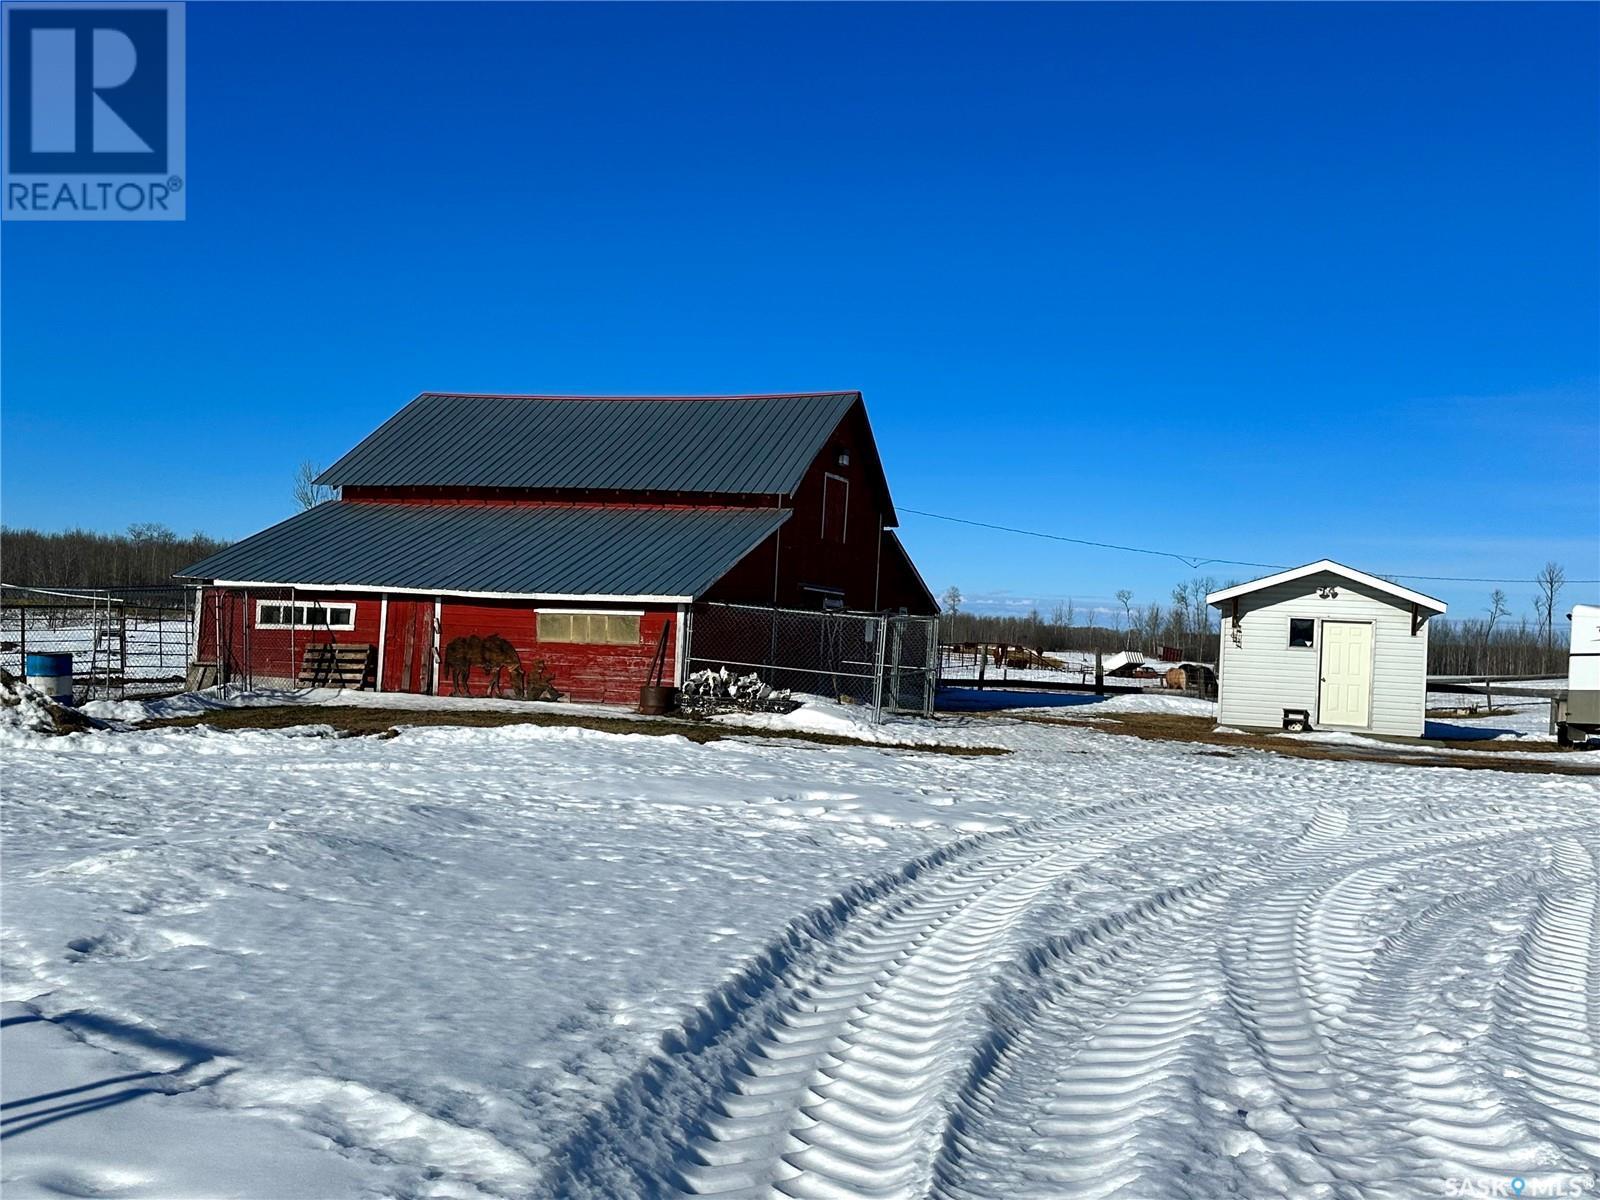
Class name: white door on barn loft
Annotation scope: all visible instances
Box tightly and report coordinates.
[1319,621,1373,727]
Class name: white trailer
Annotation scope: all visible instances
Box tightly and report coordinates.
[1551,603,1600,746]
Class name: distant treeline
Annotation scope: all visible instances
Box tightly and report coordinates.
[940,569,1577,678]
[942,610,1569,677]
[1,524,231,589]
[1427,618,1568,678]
[940,578,1228,664]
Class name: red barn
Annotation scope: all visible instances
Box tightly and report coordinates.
[180,392,936,704]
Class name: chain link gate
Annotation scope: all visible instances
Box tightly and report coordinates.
[1,583,200,702]
[686,602,939,722]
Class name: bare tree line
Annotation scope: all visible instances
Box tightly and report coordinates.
[941,562,1579,677]
[1,525,231,589]
[940,575,1228,662]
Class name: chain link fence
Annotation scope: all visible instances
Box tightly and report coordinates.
[686,602,939,721]
[200,587,380,693]
[0,583,199,702]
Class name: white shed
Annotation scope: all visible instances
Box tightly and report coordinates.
[1206,560,1446,738]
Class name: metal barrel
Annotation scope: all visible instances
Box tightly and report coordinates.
[24,652,73,704]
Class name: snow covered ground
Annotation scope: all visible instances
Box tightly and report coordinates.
[3,691,1597,1199]
[1425,690,1556,742]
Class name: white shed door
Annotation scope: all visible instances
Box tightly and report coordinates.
[1319,621,1373,727]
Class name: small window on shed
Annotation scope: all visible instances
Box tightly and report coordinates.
[1289,618,1315,648]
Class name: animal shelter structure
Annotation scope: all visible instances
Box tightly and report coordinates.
[1206,560,1446,738]
[179,391,937,705]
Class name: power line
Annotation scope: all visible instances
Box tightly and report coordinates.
[897,507,1599,586]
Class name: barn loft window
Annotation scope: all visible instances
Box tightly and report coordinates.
[256,601,356,631]
[802,584,846,612]
[538,611,642,645]
[822,473,849,543]
[1288,618,1315,648]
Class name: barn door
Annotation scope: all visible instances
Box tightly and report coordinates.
[1318,621,1373,728]
[383,599,433,693]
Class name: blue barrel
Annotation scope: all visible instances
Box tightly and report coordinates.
[25,652,73,704]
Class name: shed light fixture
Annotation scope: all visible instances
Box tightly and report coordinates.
[837,451,850,466]
[1317,585,1339,599]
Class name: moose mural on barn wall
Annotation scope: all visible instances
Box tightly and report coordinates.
[443,634,562,701]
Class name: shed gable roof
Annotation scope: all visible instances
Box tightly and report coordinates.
[1206,560,1447,614]
[316,391,873,501]
[178,501,790,601]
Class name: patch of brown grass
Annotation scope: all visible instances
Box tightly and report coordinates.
[1008,711,1596,777]
[138,705,1008,757]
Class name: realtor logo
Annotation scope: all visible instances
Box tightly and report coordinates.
[3,2,185,219]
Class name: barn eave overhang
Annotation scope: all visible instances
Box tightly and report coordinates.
[191,578,695,605]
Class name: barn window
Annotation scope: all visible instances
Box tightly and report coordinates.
[538,611,642,645]
[1288,618,1315,648]
[256,601,356,630]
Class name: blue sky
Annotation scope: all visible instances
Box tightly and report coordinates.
[3,2,1596,619]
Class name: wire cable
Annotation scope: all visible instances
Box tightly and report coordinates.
[897,507,1600,585]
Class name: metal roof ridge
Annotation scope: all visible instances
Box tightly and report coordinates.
[410,390,861,402]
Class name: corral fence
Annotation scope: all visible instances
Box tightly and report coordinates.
[0,583,200,702]
[938,640,1219,700]
[686,603,940,721]
[200,587,382,694]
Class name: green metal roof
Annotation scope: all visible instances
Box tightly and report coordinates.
[179,502,790,599]
[317,392,862,495]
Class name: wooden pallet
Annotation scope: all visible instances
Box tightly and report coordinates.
[298,643,374,689]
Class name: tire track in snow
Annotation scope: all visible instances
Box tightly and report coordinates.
[1221,816,1600,1191]
[548,799,1600,1200]
[543,794,1243,1200]
[1333,863,1544,1181]
[1490,837,1600,1170]
[928,805,1350,1200]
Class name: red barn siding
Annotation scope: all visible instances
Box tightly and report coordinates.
[438,598,676,704]
[200,588,679,702]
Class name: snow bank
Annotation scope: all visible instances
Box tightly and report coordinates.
[0,672,101,739]
[712,693,1008,748]
[82,685,641,725]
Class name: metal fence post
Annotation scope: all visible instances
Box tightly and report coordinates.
[871,614,887,723]
[189,585,200,672]
[117,601,128,700]
[244,590,255,693]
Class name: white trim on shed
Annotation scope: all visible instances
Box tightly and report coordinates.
[1206,559,1445,613]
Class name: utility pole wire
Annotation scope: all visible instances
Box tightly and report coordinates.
[897,507,1599,586]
